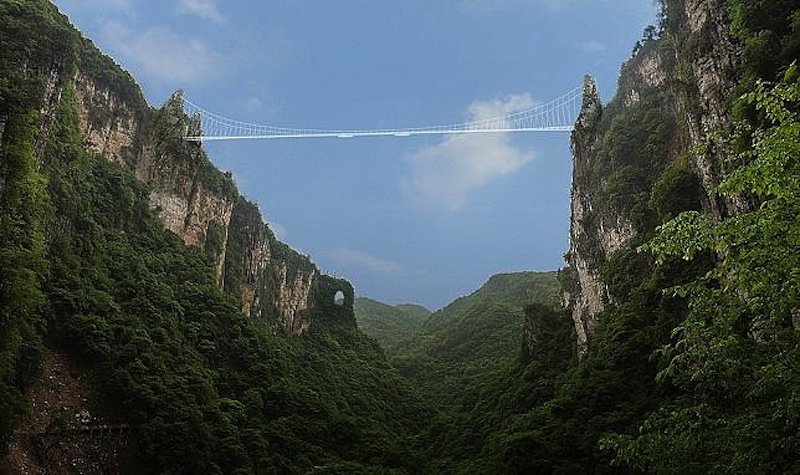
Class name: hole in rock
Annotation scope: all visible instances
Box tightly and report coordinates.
[334,290,345,306]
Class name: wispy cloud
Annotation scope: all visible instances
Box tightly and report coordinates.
[329,248,405,275]
[269,221,287,241]
[176,0,224,23]
[401,94,537,212]
[579,40,606,53]
[101,21,221,86]
[242,96,264,113]
[59,0,134,14]
[459,0,570,13]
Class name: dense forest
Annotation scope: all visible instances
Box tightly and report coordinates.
[1,0,799,473]
[0,1,429,472]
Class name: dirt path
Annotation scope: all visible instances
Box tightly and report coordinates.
[0,349,133,474]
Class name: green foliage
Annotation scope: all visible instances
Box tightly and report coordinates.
[391,300,526,411]
[0,2,431,471]
[354,298,430,353]
[424,272,560,334]
[730,0,800,87]
[649,157,704,222]
[74,35,145,109]
[591,90,675,229]
[0,81,49,445]
[221,197,261,296]
[432,304,576,473]
[150,93,238,201]
[366,272,567,472]
[612,67,800,474]
[2,1,798,473]
[33,93,429,474]
[387,272,560,402]
[473,249,710,474]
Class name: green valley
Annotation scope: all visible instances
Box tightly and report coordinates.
[1,0,799,473]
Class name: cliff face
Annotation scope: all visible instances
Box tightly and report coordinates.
[565,76,607,356]
[17,5,354,335]
[222,197,340,334]
[566,45,677,355]
[565,0,741,356]
[669,0,748,218]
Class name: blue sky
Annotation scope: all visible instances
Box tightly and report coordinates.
[54,0,658,310]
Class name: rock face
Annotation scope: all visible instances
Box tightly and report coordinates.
[671,0,748,218]
[222,197,331,333]
[565,76,607,356]
[565,0,742,357]
[566,63,668,356]
[522,304,551,360]
[22,12,354,335]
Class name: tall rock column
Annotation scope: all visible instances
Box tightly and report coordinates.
[565,76,605,357]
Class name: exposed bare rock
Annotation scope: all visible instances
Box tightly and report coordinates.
[274,265,317,334]
[566,45,675,357]
[68,74,333,334]
[566,75,608,357]
[677,0,748,217]
[73,72,139,166]
[564,1,745,357]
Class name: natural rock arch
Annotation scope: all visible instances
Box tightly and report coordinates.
[334,290,345,306]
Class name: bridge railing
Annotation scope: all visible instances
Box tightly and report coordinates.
[182,83,584,141]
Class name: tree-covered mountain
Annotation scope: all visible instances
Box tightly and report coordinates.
[420,271,560,335]
[356,271,571,471]
[434,0,800,472]
[354,298,430,353]
[1,0,799,473]
[357,0,800,472]
[385,272,561,408]
[0,1,430,472]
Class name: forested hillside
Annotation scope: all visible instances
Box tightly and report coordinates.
[385,272,560,403]
[429,0,800,472]
[360,0,800,472]
[0,1,429,472]
[354,298,430,353]
[1,0,798,473]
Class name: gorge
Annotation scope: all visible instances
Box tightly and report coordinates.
[1,0,799,473]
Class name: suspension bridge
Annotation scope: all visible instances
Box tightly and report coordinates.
[183,78,590,142]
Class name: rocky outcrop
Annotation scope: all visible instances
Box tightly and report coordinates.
[566,45,678,357]
[73,71,141,167]
[222,197,357,333]
[20,17,349,335]
[671,0,747,217]
[274,264,317,334]
[565,76,609,357]
[565,0,744,357]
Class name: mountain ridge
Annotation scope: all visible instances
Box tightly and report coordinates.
[0,1,429,472]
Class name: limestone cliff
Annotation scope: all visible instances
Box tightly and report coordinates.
[566,45,678,356]
[665,0,748,218]
[565,0,743,356]
[15,3,354,335]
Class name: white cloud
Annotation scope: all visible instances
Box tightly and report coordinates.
[329,248,405,275]
[243,96,264,113]
[57,0,133,14]
[176,0,224,23]
[401,93,537,212]
[101,21,221,86]
[459,0,569,13]
[579,40,606,53]
[269,221,287,241]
